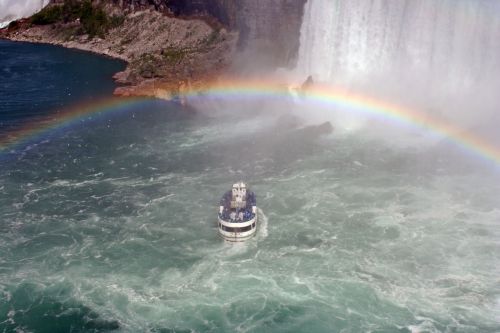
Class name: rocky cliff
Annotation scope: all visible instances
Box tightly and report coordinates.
[2,0,307,98]
[2,2,238,97]
[168,0,307,67]
[100,0,307,67]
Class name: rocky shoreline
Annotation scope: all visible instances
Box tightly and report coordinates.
[0,3,238,99]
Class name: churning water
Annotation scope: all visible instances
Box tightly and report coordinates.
[1,91,500,332]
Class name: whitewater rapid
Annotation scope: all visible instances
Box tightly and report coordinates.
[1,97,500,332]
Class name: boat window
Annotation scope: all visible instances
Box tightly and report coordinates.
[220,224,253,233]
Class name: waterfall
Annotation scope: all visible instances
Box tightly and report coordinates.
[0,0,49,26]
[297,0,500,95]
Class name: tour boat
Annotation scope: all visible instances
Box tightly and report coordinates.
[218,182,257,241]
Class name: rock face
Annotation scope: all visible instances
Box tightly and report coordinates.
[98,0,308,67]
[232,0,307,67]
[187,0,307,67]
[2,5,237,97]
[3,0,307,97]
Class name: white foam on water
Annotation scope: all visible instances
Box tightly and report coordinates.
[257,208,268,239]
[2,84,500,332]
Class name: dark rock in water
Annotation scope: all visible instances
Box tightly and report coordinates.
[301,75,314,91]
[299,121,334,136]
[316,121,334,135]
[274,116,333,136]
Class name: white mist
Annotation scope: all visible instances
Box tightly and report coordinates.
[295,0,500,144]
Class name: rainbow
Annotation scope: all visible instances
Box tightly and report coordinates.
[0,96,150,153]
[1,78,499,167]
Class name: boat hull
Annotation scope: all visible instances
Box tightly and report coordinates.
[217,214,257,242]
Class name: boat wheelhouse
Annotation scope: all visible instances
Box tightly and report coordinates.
[218,182,257,241]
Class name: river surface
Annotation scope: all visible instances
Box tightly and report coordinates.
[0,40,124,131]
[1,38,500,333]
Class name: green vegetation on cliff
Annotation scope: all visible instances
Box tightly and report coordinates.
[31,5,63,25]
[31,0,124,38]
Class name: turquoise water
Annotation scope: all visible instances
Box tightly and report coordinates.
[1,41,500,333]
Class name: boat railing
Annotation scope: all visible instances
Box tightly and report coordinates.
[218,210,256,222]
